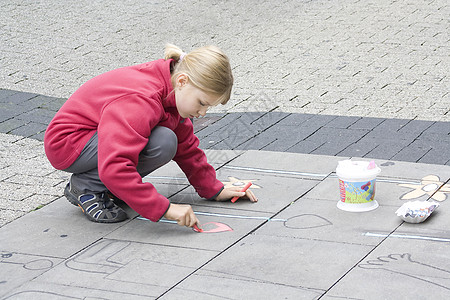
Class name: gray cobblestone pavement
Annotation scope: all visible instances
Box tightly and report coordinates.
[1,0,449,120]
[0,132,69,227]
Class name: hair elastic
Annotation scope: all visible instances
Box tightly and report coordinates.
[179,52,187,62]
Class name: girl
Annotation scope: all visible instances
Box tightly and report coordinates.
[44,44,257,229]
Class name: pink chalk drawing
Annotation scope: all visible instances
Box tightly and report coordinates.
[194,222,233,233]
[138,217,233,233]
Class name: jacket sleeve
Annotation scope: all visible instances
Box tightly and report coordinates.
[172,118,224,199]
[97,95,170,222]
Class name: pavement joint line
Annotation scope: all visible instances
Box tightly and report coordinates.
[247,110,286,129]
[334,123,373,156]
[318,221,405,299]
[213,150,246,171]
[228,121,280,150]
[249,107,289,125]
[297,140,325,154]
[256,139,276,151]
[428,178,450,200]
[154,214,270,299]
[416,146,433,162]
[158,185,317,298]
[161,260,325,298]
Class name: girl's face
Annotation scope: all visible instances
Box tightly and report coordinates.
[174,74,220,119]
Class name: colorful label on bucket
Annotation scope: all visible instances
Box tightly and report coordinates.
[339,179,376,204]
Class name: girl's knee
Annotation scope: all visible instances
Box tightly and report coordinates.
[137,127,177,176]
[142,126,177,163]
[154,126,177,160]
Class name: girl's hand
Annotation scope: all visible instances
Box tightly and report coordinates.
[163,203,200,228]
[215,186,258,202]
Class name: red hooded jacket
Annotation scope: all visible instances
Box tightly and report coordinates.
[44,59,224,221]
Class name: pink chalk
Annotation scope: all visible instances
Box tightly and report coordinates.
[231,182,252,203]
[193,224,203,233]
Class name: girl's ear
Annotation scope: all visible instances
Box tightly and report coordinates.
[176,73,189,88]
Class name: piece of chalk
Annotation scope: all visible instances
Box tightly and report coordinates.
[231,182,252,203]
[193,224,203,233]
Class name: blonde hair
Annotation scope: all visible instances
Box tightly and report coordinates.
[164,44,233,105]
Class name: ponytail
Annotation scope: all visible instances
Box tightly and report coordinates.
[164,43,184,62]
[164,43,233,105]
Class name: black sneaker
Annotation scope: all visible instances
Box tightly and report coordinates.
[64,181,128,223]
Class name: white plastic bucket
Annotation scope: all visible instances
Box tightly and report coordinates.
[336,160,381,212]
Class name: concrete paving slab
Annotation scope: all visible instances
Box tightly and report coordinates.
[162,269,323,299]
[254,197,400,246]
[412,140,450,165]
[198,233,374,291]
[0,197,133,258]
[287,140,325,153]
[270,113,314,127]
[1,282,151,300]
[234,134,277,151]
[0,118,26,134]
[325,238,450,299]
[324,116,361,129]
[143,169,203,198]
[107,206,272,252]
[0,252,64,299]
[0,146,449,298]
[169,169,320,214]
[0,92,38,104]
[2,238,218,300]
[337,138,381,158]
[363,138,415,161]
[224,150,348,179]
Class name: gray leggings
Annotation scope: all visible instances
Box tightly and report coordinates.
[64,126,178,194]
